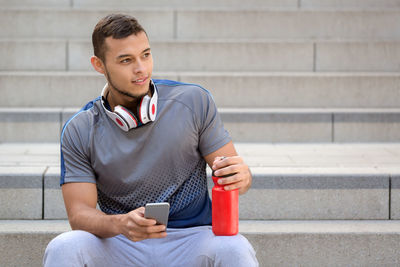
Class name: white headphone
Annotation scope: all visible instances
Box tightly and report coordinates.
[101,81,158,131]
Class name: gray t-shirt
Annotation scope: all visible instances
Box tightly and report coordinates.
[60,79,231,228]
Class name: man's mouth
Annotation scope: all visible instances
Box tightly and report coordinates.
[133,77,148,85]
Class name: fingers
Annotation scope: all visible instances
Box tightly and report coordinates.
[139,231,167,241]
[121,208,167,242]
[133,212,157,227]
[215,172,240,185]
[125,221,167,242]
[215,172,248,191]
[212,156,251,194]
[128,224,167,242]
[221,178,247,191]
[212,156,243,177]
[212,156,226,165]
[136,206,145,216]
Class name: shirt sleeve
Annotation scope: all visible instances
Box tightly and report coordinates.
[60,112,96,185]
[197,88,231,157]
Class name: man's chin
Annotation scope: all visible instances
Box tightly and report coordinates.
[126,83,151,98]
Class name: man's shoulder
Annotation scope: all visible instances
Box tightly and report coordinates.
[155,79,210,93]
[61,97,102,139]
[154,79,212,103]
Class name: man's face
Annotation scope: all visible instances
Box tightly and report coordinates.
[102,31,153,101]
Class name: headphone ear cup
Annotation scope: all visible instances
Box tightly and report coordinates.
[108,111,129,132]
[149,93,157,121]
[114,106,138,129]
[138,95,151,124]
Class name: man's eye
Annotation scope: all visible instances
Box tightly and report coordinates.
[121,58,130,63]
[143,53,151,58]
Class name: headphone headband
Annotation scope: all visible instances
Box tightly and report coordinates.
[101,81,158,131]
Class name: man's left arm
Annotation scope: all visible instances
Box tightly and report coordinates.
[204,141,252,195]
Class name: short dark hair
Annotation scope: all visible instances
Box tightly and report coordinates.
[92,14,147,62]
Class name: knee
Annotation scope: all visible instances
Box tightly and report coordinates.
[44,230,98,266]
[213,234,251,255]
[46,230,95,253]
[213,234,258,267]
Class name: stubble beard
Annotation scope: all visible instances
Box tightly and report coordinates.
[104,67,149,100]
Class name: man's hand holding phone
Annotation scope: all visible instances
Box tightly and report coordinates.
[118,204,168,242]
[144,202,170,226]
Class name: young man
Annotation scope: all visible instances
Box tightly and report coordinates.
[43,14,258,266]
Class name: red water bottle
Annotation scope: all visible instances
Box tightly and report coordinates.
[212,171,239,236]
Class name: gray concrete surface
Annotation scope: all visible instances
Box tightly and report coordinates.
[2,0,400,8]
[221,109,332,142]
[1,9,399,40]
[0,71,178,108]
[0,220,70,267]
[2,72,399,108]
[0,9,174,39]
[69,40,314,72]
[0,108,61,142]
[1,2,400,265]
[391,174,400,219]
[1,143,400,220]
[334,112,400,142]
[0,0,70,7]
[241,220,400,266]
[72,0,298,8]
[301,0,400,8]
[3,39,399,72]
[0,166,45,219]
[2,143,399,168]
[317,42,400,72]
[2,220,400,266]
[44,167,66,219]
[0,40,66,71]
[181,72,400,109]
[238,170,389,219]
[3,108,400,142]
[176,10,400,40]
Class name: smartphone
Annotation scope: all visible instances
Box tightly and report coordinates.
[144,202,170,226]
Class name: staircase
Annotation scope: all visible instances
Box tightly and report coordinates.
[1,0,400,266]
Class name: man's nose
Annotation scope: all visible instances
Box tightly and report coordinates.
[133,59,145,73]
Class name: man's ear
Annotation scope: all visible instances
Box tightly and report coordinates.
[91,56,105,74]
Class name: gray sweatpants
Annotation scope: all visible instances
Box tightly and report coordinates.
[43,226,258,267]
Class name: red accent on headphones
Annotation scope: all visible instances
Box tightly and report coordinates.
[115,118,124,127]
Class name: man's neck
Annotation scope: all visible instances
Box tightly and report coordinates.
[106,83,153,117]
[107,89,141,113]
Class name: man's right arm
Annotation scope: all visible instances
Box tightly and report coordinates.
[62,182,167,242]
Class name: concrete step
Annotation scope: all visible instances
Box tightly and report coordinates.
[2,142,399,168]
[2,39,400,72]
[0,0,298,8]
[243,220,400,266]
[301,0,400,9]
[1,71,400,108]
[1,0,400,9]
[0,8,399,40]
[1,143,399,220]
[0,0,71,7]
[221,108,400,142]
[2,219,400,266]
[1,107,400,142]
[0,108,398,142]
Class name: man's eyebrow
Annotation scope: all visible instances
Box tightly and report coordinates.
[116,48,151,59]
[117,54,132,59]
